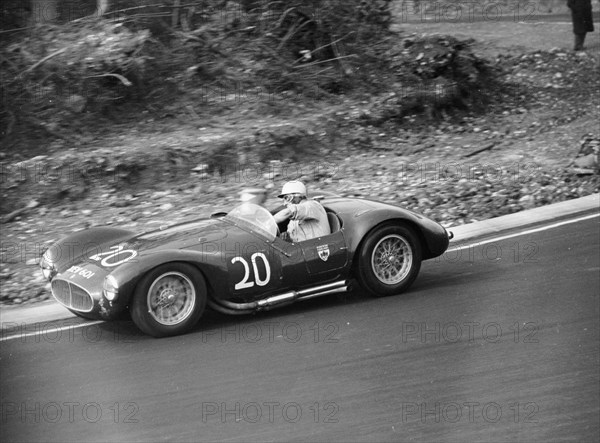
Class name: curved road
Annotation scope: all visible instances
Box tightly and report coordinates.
[1,216,598,442]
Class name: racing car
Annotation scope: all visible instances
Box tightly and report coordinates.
[40,196,453,337]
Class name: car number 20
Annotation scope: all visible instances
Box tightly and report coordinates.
[90,245,137,267]
[231,253,271,290]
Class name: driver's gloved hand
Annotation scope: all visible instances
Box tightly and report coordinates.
[280,232,291,242]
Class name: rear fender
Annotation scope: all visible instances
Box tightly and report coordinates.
[345,210,448,261]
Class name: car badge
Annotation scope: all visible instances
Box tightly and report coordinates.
[317,244,330,262]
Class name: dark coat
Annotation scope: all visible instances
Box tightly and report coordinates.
[568,0,595,34]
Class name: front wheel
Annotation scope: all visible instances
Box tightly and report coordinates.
[357,224,422,296]
[131,263,206,337]
[67,309,96,320]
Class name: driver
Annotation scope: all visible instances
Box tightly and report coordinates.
[273,180,330,242]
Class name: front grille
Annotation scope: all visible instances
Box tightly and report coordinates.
[51,279,93,312]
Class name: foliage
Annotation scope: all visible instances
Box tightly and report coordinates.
[361,35,497,124]
[0,0,396,134]
[0,0,505,149]
[221,0,395,93]
[1,16,152,137]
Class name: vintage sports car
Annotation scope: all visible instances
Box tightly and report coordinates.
[40,196,453,337]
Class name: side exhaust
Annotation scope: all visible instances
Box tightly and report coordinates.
[209,280,350,314]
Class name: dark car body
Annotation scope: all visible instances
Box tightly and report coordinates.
[40,197,451,332]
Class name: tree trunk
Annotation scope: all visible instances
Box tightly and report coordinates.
[172,0,181,27]
[97,0,110,17]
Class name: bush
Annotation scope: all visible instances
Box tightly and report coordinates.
[0,1,397,144]
[225,0,395,93]
[361,35,497,124]
[1,17,152,132]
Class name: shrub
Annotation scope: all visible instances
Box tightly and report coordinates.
[1,16,152,133]
[0,1,397,144]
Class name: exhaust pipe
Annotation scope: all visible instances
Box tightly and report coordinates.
[257,280,349,310]
[207,298,254,315]
[257,291,297,309]
[212,280,349,313]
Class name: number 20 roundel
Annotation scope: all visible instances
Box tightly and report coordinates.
[228,252,280,293]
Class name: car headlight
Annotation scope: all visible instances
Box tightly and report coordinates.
[103,275,119,301]
[39,255,57,282]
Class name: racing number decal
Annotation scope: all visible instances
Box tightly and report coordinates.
[251,253,270,286]
[90,245,138,267]
[231,253,271,290]
[231,256,253,290]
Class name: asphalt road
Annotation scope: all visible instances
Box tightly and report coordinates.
[1,216,598,442]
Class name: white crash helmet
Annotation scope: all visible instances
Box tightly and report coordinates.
[278,180,307,198]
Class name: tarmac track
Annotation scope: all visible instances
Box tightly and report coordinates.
[0,215,598,442]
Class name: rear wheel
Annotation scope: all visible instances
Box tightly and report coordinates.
[131,263,206,337]
[357,224,422,296]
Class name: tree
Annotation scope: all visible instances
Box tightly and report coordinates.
[97,0,109,17]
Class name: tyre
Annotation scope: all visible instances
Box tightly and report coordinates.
[131,263,207,337]
[357,224,422,296]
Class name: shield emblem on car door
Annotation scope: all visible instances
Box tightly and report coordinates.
[301,231,347,275]
[317,245,330,261]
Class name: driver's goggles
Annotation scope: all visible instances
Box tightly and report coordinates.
[282,194,296,203]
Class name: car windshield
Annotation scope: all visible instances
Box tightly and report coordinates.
[225,203,278,241]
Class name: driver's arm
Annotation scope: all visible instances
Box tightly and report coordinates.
[270,204,286,216]
[274,206,294,223]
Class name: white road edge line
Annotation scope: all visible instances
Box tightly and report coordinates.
[1,320,104,342]
[448,212,599,252]
[1,212,598,343]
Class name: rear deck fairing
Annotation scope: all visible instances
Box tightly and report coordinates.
[321,197,449,259]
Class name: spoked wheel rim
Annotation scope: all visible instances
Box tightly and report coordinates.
[371,234,413,285]
[147,272,196,326]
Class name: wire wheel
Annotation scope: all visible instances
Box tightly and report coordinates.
[371,234,413,285]
[357,224,422,297]
[131,263,206,337]
[147,272,196,326]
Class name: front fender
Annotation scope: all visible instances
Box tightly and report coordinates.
[108,249,229,305]
[44,226,136,271]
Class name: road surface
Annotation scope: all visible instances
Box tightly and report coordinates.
[1,215,598,442]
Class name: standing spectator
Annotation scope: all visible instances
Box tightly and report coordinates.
[568,0,595,51]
